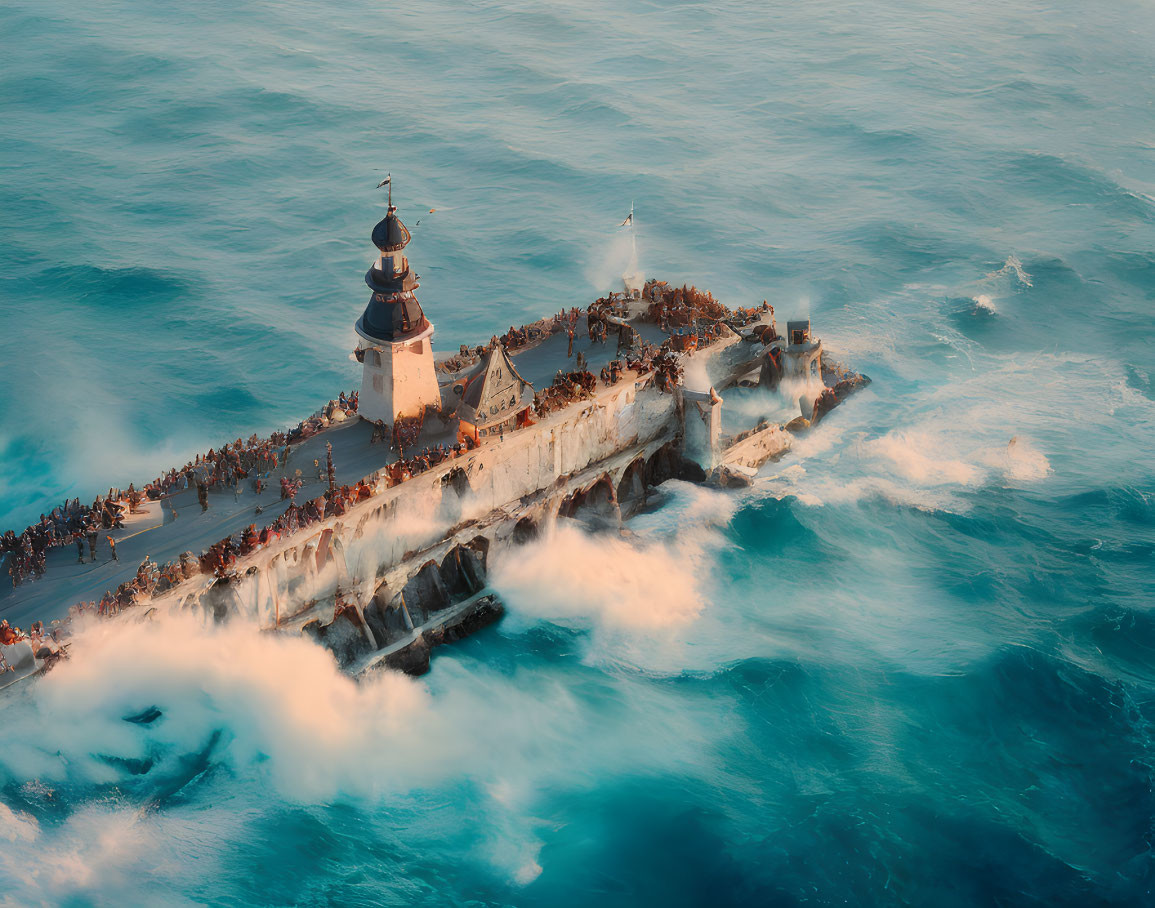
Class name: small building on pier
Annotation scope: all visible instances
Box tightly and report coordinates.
[455,343,534,445]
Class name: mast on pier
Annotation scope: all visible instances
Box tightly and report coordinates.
[621,201,644,298]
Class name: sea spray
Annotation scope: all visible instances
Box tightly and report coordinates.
[0,593,742,894]
[491,481,739,671]
[585,225,642,295]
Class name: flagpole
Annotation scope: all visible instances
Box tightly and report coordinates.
[630,201,637,263]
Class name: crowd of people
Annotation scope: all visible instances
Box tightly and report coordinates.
[3,286,780,662]
[438,307,619,378]
[0,391,360,580]
[527,308,699,416]
[645,282,728,324]
[0,392,361,656]
[646,281,775,338]
[498,323,533,350]
[0,618,59,675]
[0,492,137,587]
[534,369,599,417]
[392,415,424,453]
[199,479,375,578]
[386,443,471,487]
[652,348,686,392]
[139,391,358,505]
[0,552,164,675]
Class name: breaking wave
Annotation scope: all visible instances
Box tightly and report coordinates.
[972,292,997,314]
[492,482,736,671]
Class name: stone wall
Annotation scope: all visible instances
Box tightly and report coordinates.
[144,331,805,673]
[154,373,683,647]
[721,423,792,471]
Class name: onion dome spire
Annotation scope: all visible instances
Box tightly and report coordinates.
[355,177,431,344]
[370,173,411,252]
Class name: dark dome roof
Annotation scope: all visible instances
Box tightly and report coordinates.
[356,292,429,343]
[371,207,411,252]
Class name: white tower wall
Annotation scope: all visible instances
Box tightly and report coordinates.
[358,326,441,424]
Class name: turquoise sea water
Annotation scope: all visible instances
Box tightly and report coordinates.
[3,0,1155,904]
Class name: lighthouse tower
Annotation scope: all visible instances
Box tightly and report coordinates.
[355,187,441,426]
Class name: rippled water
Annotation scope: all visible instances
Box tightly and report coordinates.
[2,0,1155,904]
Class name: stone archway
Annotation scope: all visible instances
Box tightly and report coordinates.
[438,537,489,599]
[513,516,539,545]
[645,441,680,487]
[558,475,620,528]
[582,475,618,521]
[645,440,705,487]
[616,457,647,512]
[557,487,587,520]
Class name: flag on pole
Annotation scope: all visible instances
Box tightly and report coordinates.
[377,173,393,207]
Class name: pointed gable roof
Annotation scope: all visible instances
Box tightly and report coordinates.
[457,344,532,427]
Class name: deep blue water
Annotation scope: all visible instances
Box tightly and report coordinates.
[3,0,1155,904]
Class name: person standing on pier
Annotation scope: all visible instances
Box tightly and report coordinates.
[75,530,85,564]
[197,480,209,513]
[85,521,98,563]
[107,535,118,562]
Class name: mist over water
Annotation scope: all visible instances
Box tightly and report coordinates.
[3,0,1155,904]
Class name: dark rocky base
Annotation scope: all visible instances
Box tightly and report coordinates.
[379,594,505,676]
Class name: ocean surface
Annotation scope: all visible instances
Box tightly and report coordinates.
[2,0,1155,904]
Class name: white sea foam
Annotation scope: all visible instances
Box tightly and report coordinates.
[987,254,1033,288]
[0,576,740,895]
[979,435,1053,483]
[0,612,554,891]
[0,801,39,845]
[494,521,705,632]
[779,423,1053,512]
[760,348,1098,512]
[492,481,735,670]
[972,293,997,313]
[954,255,1032,320]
